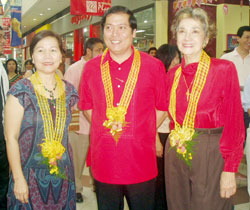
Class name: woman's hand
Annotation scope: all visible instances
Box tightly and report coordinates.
[14,177,29,203]
[220,171,236,198]
[156,134,163,157]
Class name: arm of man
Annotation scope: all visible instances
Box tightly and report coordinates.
[4,94,29,204]
[155,110,168,157]
[83,110,92,123]
[243,76,250,116]
[156,110,168,128]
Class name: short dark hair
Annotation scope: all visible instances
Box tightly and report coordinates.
[0,26,3,31]
[156,44,181,72]
[237,26,250,38]
[6,58,18,74]
[83,37,104,56]
[148,47,157,54]
[30,30,64,57]
[101,6,137,31]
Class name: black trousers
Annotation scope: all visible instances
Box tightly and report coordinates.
[154,133,169,210]
[95,178,156,210]
[0,140,9,210]
[244,111,250,141]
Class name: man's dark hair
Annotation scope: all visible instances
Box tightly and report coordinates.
[237,26,250,38]
[0,26,3,31]
[148,47,157,54]
[83,37,104,56]
[101,6,137,31]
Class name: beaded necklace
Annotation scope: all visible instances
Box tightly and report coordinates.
[169,50,211,167]
[101,47,141,143]
[30,72,66,175]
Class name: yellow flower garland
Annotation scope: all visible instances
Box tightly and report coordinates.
[30,72,66,175]
[101,48,141,143]
[169,50,211,167]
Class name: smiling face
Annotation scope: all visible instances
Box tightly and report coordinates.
[177,18,208,64]
[32,36,62,75]
[237,31,250,52]
[103,12,136,61]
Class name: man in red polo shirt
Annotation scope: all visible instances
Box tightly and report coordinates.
[79,5,167,210]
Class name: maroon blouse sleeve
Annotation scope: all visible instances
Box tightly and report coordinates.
[220,61,245,172]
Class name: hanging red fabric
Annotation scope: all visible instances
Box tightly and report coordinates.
[70,0,111,16]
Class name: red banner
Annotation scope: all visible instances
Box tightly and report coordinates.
[2,17,11,54]
[71,0,111,16]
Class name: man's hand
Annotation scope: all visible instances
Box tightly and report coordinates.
[220,171,236,198]
[156,134,163,157]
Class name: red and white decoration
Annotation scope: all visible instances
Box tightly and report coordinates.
[71,0,111,16]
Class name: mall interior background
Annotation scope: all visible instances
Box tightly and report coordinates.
[0,0,249,73]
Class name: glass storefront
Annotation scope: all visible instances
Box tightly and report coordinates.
[133,6,155,52]
[61,5,155,64]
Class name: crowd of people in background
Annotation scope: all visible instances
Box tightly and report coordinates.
[0,4,249,210]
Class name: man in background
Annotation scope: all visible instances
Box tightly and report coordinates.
[64,37,104,203]
[148,47,157,57]
[221,26,250,90]
[0,26,9,210]
[221,26,250,183]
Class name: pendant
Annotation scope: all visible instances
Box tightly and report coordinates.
[51,99,56,108]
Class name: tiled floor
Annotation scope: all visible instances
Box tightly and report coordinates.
[77,159,250,210]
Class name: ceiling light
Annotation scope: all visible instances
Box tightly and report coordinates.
[144,20,148,23]
[40,13,43,16]
[33,18,37,21]
[47,8,51,10]
[24,26,26,28]
[83,28,88,32]
[136,30,145,33]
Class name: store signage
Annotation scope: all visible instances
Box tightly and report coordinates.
[71,0,111,16]
[173,0,214,10]
[2,17,11,54]
[71,15,92,25]
[11,5,22,47]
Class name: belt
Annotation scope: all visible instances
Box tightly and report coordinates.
[195,127,223,135]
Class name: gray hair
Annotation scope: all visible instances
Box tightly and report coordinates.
[171,7,216,40]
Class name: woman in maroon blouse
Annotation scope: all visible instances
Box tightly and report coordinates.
[165,8,244,210]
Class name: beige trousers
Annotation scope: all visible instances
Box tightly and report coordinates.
[69,132,89,193]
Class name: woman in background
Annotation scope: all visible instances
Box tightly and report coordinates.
[6,58,22,87]
[154,44,181,210]
[24,59,64,79]
[156,44,181,72]
[23,59,35,77]
[5,30,78,209]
